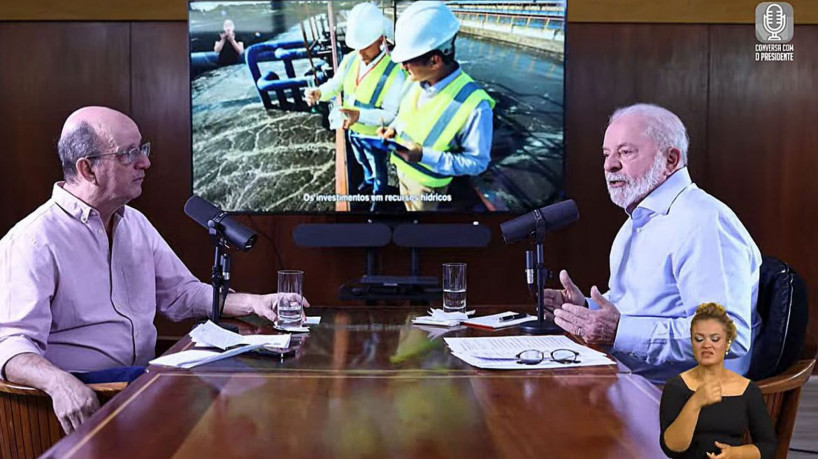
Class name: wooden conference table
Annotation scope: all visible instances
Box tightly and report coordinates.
[44,307,666,458]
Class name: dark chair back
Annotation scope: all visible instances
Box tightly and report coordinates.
[747,256,809,381]
[745,337,817,459]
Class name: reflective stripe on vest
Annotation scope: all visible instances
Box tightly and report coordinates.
[340,53,401,136]
[391,72,494,188]
[354,61,398,109]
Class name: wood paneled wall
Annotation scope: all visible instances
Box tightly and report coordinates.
[569,0,818,24]
[561,23,818,341]
[0,19,816,341]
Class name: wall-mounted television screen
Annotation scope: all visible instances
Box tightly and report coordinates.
[189,0,565,213]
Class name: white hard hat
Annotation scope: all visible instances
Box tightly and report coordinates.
[391,1,460,63]
[345,3,387,50]
[383,16,394,44]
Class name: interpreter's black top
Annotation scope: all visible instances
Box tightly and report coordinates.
[217,37,241,65]
[659,374,777,459]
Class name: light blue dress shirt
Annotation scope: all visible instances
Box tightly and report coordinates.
[393,66,494,176]
[587,168,762,384]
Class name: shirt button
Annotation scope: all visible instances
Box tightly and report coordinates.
[97,229,103,234]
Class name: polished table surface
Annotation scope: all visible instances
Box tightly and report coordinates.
[44,307,666,458]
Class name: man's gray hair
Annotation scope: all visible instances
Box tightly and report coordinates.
[57,121,99,181]
[609,103,690,165]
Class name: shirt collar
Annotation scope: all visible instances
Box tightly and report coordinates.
[360,49,386,71]
[631,167,693,220]
[52,182,125,224]
[419,66,462,95]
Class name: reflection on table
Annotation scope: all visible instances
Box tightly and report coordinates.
[43,307,665,459]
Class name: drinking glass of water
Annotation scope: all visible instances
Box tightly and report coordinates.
[276,270,304,327]
[442,263,467,312]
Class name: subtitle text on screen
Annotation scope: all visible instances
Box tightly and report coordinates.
[303,193,453,203]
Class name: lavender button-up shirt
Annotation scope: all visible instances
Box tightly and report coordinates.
[0,183,211,375]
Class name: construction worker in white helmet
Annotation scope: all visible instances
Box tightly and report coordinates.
[305,2,405,211]
[379,1,495,212]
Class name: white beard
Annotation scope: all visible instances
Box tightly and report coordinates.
[606,153,667,210]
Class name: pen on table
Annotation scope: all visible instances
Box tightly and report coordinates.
[499,312,527,322]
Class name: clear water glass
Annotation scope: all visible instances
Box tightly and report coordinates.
[276,270,304,327]
[442,263,467,312]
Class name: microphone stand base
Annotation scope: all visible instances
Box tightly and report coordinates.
[518,319,561,335]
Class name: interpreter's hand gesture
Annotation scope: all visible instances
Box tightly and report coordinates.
[706,441,736,458]
[542,270,584,313]
[694,378,723,409]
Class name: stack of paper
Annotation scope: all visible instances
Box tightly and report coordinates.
[412,324,468,340]
[443,335,615,370]
[149,321,291,369]
[412,309,476,327]
[190,320,291,349]
[149,344,268,369]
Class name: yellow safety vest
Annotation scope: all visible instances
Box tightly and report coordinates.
[340,52,403,136]
[391,71,495,188]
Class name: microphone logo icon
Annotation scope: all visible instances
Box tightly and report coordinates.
[755,2,794,43]
[763,4,786,40]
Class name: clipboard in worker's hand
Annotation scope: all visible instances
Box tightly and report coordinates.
[356,135,408,153]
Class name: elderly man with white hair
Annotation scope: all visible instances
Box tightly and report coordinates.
[545,103,762,384]
[0,106,305,434]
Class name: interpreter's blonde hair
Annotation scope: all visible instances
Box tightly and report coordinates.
[690,302,737,343]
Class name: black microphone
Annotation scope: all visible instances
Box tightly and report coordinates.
[500,199,579,244]
[184,196,257,251]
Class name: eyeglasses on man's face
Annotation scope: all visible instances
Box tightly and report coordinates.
[515,349,581,365]
[85,142,150,165]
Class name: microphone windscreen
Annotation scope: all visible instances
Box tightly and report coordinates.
[223,218,258,252]
[184,196,220,229]
[499,213,534,244]
[184,195,257,251]
[540,199,579,232]
[500,199,579,244]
